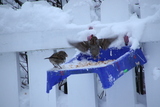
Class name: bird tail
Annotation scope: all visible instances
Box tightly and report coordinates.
[44,57,49,59]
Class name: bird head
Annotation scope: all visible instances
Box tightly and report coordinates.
[58,51,68,57]
[87,35,92,41]
[88,35,98,45]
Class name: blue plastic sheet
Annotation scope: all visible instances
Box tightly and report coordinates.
[46,46,147,93]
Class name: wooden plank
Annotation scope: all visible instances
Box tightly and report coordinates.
[0,52,20,107]
[143,42,160,107]
[106,70,136,107]
[27,50,58,107]
[68,74,98,107]
[0,29,83,53]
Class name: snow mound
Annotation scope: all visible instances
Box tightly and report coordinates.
[153,67,160,80]
[0,1,72,34]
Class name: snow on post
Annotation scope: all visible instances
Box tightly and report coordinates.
[63,0,91,25]
[140,1,160,106]
[100,0,137,107]
[139,0,160,42]
[101,0,130,23]
[63,1,97,107]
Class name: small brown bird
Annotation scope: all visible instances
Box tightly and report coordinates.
[45,51,68,69]
[68,35,117,59]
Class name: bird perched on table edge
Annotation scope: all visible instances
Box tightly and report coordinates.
[44,51,68,69]
[68,35,118,59]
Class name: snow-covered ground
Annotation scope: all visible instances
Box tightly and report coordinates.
[1,0,160,107]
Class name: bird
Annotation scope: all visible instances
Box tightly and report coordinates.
[68,35,118,59]
[44,51,68,69]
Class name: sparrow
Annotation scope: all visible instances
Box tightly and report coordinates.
[68,35,117,59]
[45,51,68,69]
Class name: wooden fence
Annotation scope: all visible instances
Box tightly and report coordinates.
[0,0,160,107]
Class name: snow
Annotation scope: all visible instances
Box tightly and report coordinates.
[153,67,160,80]
[57,92,68,107]
[67,28,97,42]
[0,0,160,107]
[0,1,72,34]
[20,88,29,107]
[1,1,160,52]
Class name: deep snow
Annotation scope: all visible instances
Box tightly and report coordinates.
[1,1,160,107]
[1,1,160,49]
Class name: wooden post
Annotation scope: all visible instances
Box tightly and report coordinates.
[140,1,160,106]
[27,50,58,107]
[0,52,20,107]
[143,42,160,107]
[105,70,136,107]
[68,73,98,107]
[100,0,136,107]
[63,1,97,107]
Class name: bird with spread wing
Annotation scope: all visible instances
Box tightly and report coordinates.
[68,35,118,59]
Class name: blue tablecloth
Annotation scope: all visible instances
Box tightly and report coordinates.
[46,46,147,93]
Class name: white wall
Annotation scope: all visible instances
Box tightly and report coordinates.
[0,52,20,107]
[143,42,160,107]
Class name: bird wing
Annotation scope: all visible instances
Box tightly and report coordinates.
[68,40,89,52]
[50,53,60,59]
[99,36,118,50]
